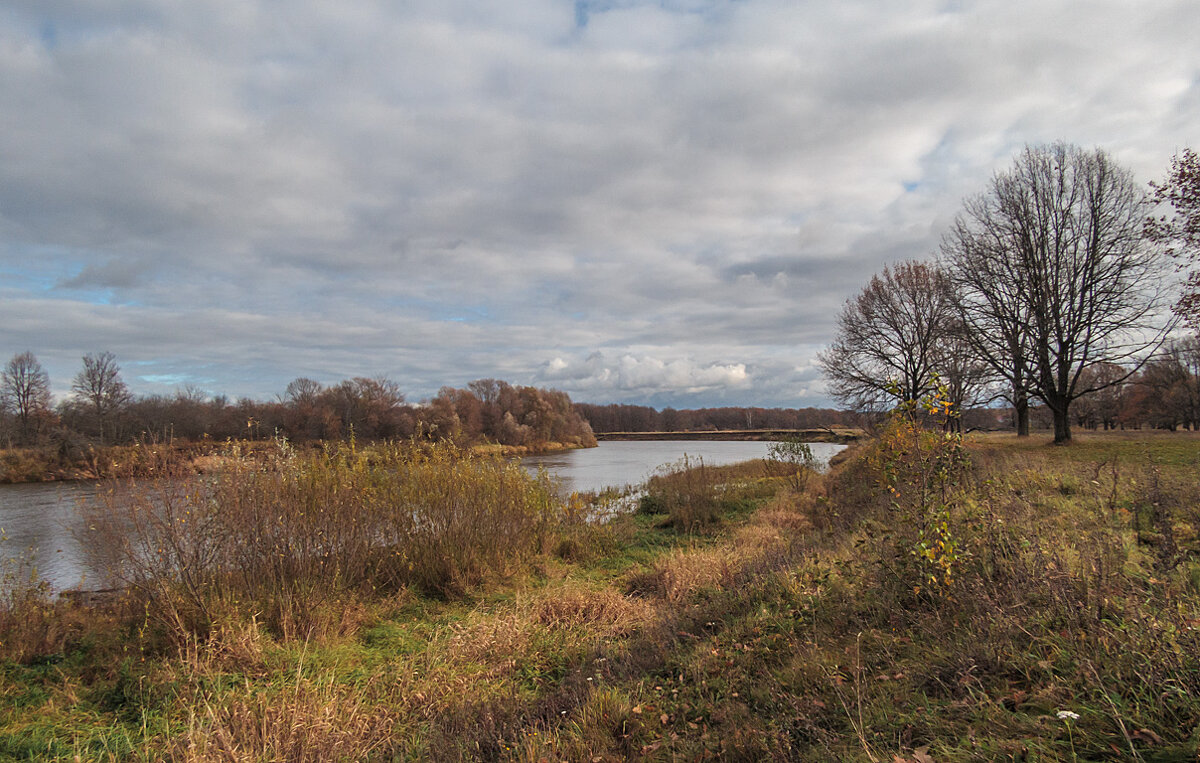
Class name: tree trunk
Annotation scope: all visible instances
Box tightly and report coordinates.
[1052,405,1072,444]
[1014,396,1030,437]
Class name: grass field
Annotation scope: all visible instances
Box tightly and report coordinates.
[1,432,1198,761]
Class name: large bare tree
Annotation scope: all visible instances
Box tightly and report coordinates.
[2,351,52,443]
[944,143,1173,443]
[1138,335,1200,430]
[818,261,956,412]
[71,351,131,443]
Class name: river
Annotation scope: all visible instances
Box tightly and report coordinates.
[1,439,844,591]
[0,481,107,592]
[520,439,845,495]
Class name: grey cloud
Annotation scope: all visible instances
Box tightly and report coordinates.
[539,352,749,396]
[1,0,1197,407]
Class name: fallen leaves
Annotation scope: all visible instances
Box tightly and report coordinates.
[893,746,933,763]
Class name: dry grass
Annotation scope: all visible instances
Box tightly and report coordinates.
[530,583,654,637]
[625,546,739,603]
[176,671,400,763]
[4,433,1199,761]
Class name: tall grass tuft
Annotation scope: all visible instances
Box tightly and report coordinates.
[640,456,720,530]
[0,554,57,662]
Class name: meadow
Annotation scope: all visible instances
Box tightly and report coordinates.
[1,429,1198,761]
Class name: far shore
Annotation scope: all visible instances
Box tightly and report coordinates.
[594,428,862,444]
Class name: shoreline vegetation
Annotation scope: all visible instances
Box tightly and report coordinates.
[0,437,595,486]
[1,428,1198,760]
[0,377,601,485]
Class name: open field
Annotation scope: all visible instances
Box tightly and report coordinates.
[1,432,1198,760]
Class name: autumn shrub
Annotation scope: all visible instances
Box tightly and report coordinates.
[0,447,54,483]
[396,443,560,595]
[0,556,55,662]
[764,436,819,492]
[865,382,971,598]
[85,439,562,640]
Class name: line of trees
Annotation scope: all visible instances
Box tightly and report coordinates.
[820,142,1190,443]
[0,354,595,450]
[573,403,850,434]
[999,336,1200,432]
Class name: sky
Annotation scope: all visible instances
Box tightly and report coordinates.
[1,0,1197,409]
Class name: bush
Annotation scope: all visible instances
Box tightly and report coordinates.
[636,493,667,515]
[85,439,562,640]
[0,556,54,661]
[765,437,819,492]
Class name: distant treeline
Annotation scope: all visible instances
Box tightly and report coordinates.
[572,403,851,434]
[0,351,595,452]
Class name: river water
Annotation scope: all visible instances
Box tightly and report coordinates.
[520,439,845,495]
[1,439,844,591]
[0,481,106,592]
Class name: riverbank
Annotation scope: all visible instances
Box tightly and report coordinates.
[2,432,1197,759]
[469,439,597,457]
[0,442,208,484]
[594,427,862,444]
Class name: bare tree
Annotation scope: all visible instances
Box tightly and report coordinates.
[280,377,327,440]
[935,320,999,430]
[944,143,1173,443]
[2,351,52,443]
[1166,335,1200,429]
[1147,148,1200,328]
[1071,362,1127,430]
[942,197,1037,435]
[1138,336,1200,430]
[818,261,956,412]
[321,377,408,440]
[71,351,131,443]
[283,377,323,407]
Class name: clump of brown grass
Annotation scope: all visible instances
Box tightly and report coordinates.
[0,447,55,483]
[627,547,740,603]
[0,558,108,663]
[175,605,275,678]
[531,583,653,637]
[641,455,721,530]
[748,489,815,544]
[175,671,399,762]
[640,457,776,531]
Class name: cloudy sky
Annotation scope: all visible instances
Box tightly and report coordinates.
[1,1,1196,408]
